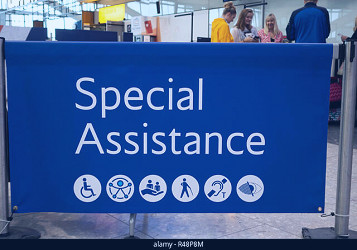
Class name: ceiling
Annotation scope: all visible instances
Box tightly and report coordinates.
[81,0,265,10]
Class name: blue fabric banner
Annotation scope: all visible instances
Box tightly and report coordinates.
[5,41,332,213]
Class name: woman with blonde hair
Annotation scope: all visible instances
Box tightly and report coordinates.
[258,14,283,43]
[211,1,236,43]
[231,8,259,43]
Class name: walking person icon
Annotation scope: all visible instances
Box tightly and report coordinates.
[172,175,199,202]
[180,178,193,198]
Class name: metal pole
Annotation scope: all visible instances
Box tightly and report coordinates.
[335,40,357,238]
[129,213,136,237]
[261,0,266,29]
[124,213,139,239]
[191,12,193,43]
[0,37,10,236]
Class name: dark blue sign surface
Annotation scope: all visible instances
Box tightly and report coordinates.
[6,42,332,213]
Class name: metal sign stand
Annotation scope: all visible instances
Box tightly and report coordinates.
[124,213,139,239]
[302,40,357,239]
[0,38,355,239]
[0,38,9,238]
[0,37,41,239]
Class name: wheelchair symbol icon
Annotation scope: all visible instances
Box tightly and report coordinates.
[80,178,96,198]
[73,175,101,202]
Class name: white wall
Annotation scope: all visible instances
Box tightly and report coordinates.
[159,14,192,42]
[193,10,209,40]
[158,10,209,42]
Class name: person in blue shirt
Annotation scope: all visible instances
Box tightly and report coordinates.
[286,0,330,43]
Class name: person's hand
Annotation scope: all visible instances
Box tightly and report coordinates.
[341,35,348,42]
[243,37,254,42]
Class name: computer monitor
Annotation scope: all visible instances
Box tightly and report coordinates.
[123,32,133,42]
[197,37,211,42]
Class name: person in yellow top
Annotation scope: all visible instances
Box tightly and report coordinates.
[211,1,236,43]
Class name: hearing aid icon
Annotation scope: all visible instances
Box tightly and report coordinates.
[207,178,227,197]
[204,176,231,202]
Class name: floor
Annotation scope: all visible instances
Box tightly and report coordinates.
[2,123,357,239]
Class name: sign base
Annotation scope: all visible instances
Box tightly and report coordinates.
[302,227,357,239]
[0,226,41,239]
[124,235,140,239]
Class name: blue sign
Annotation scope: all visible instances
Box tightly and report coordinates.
[5,42,332,213]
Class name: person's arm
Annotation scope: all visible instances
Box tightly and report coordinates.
[231,27,239,42]
[251,27,260,42]
[340,30,357,42]
[221,25,234,42]
[257,29,265,42]
[243,37,255,42]
[323,7,331,38]
[252,27,259,37]
[341,35,349,42]
[277,31,284,43]
[351,29,357,40]
[286,13,295,42]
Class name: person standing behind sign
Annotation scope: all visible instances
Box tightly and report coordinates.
[258,14,283,43]
[337,17,357,76]
[231,8,259,43]
[210,1,236,43]
[286,0,330,43]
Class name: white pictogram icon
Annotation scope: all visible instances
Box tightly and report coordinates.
[73,174,101,202]
[236,175,264,202]
[139,175,167,202]
[204,175,232,202]
[172,175,199,202]
[106,175,134,202]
